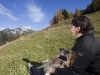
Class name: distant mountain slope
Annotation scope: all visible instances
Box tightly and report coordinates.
[0,10,100,75]
[2,26,34,36]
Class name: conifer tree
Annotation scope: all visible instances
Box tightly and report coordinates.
[1,32,8,44]
[92,0,100,11]
[0,32,2,45]
[56,10,64,23]
[85,3,93,14]
[75,8,81,17]
[68,12,74,19]
[62,9,69,19]
[50,15,57,25]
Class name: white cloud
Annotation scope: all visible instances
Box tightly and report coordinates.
[26,3,45,22]
[0,3,18,21]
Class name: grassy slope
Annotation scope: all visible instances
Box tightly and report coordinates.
[0,10,100,75]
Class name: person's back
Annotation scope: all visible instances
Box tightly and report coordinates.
[85,37,100,75]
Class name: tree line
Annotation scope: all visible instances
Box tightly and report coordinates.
[0,31,28,46]
[50,0,100,25]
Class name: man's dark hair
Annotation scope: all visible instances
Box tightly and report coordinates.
[71,16,94,34]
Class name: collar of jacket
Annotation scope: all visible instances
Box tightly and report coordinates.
[76,30,95,41]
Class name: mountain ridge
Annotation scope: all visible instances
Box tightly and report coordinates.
[1,26,35,36]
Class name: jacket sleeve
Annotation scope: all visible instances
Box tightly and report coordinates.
[55,36,97,75]
[55,67,74,75]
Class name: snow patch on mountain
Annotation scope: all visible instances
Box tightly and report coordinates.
[1,26,35,36]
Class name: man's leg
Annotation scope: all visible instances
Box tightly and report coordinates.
[26,63,44,75]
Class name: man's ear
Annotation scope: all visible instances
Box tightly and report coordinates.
[77,27,81,32]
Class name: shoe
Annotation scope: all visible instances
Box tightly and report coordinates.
[26,63,34,75]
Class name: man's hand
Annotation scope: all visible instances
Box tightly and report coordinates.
[46,67,55,73]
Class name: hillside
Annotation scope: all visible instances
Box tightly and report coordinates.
[0,10,100,75]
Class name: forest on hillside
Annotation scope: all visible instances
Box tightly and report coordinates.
[50,0,100,25]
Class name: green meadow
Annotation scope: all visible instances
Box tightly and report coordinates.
[0,10,100,75]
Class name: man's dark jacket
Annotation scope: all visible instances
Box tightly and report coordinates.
[55,30,100,75]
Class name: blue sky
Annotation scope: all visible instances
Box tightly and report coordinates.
[0,0,92,31]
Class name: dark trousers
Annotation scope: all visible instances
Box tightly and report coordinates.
[30,67,44,75]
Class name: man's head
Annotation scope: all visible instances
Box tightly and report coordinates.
[71,15,94,34]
